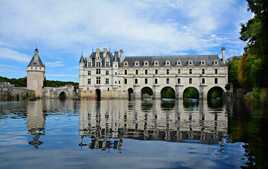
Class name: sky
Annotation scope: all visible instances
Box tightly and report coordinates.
[0,0,252,82]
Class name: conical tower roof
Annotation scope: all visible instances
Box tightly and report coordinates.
[27,48,45,67]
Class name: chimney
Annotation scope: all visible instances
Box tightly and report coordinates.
[221,47,225,64]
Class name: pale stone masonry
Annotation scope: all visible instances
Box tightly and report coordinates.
[27,48,45,98]
[79,48,228,99]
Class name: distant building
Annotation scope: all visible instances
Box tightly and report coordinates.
[79,48,228,99]
[27,48,45,97]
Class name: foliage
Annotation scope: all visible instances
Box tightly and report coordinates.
[183,87,199,99]
[161,87,175,98]
[239,0,268,88]
[0,76,78,87]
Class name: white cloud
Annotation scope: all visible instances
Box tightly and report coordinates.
[0,0,251,57]
[0,47,30,62]
[45,61,64,68]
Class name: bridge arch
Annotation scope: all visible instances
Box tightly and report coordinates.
[58,91,67,100]
[160,86,176,99]
[183,87,199,99]
[207,86,225,107]
[141,86,153,99]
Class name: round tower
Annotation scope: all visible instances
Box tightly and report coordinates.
[27,48,45,98]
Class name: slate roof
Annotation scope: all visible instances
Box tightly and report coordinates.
[27,48,45,67]
[121,55,223,67]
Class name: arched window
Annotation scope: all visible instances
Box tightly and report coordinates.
[176,60,181,65]
[135,61,139,66]
[124,61,128,66]
[188,60,193,65]
[154,60,159,66]
[144,61,149,66]
[165,60,170,66]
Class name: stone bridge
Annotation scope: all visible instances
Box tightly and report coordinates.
[43,85,78,99]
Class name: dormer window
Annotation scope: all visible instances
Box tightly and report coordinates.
[124,61,128,66]
[188,60,193,65]
[176,60,181,66]
[213,60,218,65]
[154,60,159,66]
[144,61,149,66]
[201,60,205,65]
[165,60,170,66]
[135,61,139,66]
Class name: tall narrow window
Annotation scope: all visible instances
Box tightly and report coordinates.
[202,78,205,84]
[178,78,180,84]
[106,70,109,75]
[96,69,101,74]
[145,69,148,75]
[155,69,158,74]
[145,78,148,84]
[136,70,138,75]
[202,69,205,74]
[124,79,127,84]
[88,71,91,75]
[105,78,109,84]
[189,78,192,84]
[215,69,218,74]
[88,79,91,84]
[166,69,169,75]
[96,77,101,84]
[215,78,218,84]
[125,70,127,75]
[155,78,158,84]
[135,79,138,84]
[166,78,169,84]
[178,69,181,74]
[189,69,192,74]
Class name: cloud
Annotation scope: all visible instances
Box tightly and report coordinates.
[45,61,64,68]
[0,47,30,62]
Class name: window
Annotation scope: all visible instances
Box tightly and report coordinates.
[135,61,139,66]
[155,78,158,84]
[88,71,91,75]
[144,61,149,66]
[155,69,158,74]
[96,69,101,74]
[202,69,205,74]
[188,60,193,65]
[202,78,205,84]
[213,60,218,65]
[165,60,170,66]
[115,72,117,75]
[96,77,101,84]
[178,78,180,84]
[135,79,138,84]
[189,69,192,74]
[189,78,192,84]
[105,78,109,84]
[166,69,169,75]
[215,69,218,74]
[106,70,109,75]
[154,60,159,66]
[201,60,205,65]
[88,79,91,84]
[145,69,148,75]
[136,70,138,75]
[124,61,128,66]
[215,78,218,84]
[145,78,148,84]
[177,60,181,65]
[105,61,109,66]
[124,70,127,75]
[166,78,169,84]
[124,79,127,84]
[178,69,181,74]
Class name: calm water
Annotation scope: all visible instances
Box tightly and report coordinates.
[0,99,265,169]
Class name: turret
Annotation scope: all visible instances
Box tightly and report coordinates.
[27,48,45,97]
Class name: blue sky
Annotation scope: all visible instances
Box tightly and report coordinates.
[0,0,252,82]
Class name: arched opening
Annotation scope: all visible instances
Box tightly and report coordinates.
[183,87,199,107]
[128,88,134,100]
[141,87,153,99]
[207,87,225,107]
[59,91,67,100]
[161,87,175,99]
[96,89,101,101]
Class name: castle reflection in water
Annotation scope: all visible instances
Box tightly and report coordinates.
[25,99,227,150]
